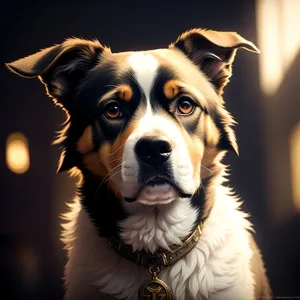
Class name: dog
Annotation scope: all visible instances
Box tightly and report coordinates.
[7,28,272,300]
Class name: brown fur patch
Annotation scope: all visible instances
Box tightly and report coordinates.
[199,115,222,179]
[81,142,111,178]
[204,115,220,146]
[201,148,220,179]
[82,152,107,178]
[200,159,225,219]
[190,137,204,185]
[178,112,221,183]
[118,84,133,102]
[178,124,204,186]
[77,125,93,154]
[100,84,133,103]
[78,121,137,197]
[105,123,138,196]
[163,80,181,99]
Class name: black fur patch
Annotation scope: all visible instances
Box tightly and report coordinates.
[190,176,215,226]
[79,171,127,238]
[150,67,177,113]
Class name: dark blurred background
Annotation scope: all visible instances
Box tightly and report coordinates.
[1,0,299,299]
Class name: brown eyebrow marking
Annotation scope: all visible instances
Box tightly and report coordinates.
[163,80,181,99]
[118,84,133,102]
[99,84,133,103]
[163,80,207,110]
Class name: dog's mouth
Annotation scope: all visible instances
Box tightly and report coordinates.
[124,177,192,205]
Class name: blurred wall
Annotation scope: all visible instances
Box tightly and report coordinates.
[0,0,298,299]
[255,0,300,294]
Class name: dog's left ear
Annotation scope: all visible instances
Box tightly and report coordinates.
[170,29,259,96]
[6,38,104,111]
[6,38,105,173]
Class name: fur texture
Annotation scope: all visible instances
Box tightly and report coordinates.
[61,167,256,300]
[6,28,271,300]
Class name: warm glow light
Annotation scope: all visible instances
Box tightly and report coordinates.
[256,0,282,96]
[290,122,300,211]
[256,0,300,96]
[6,132,30,174]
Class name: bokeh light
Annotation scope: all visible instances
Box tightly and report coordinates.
[6,132,30,174]
[290,122,300,211]
[256,0,300,96]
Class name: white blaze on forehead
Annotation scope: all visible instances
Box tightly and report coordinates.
[121,53,197,200]
[127,52,158,111]
[136,114,179,139]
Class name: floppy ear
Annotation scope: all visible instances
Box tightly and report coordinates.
[170,28,259,96]
[6,38,105,173]
[6,38,104,110]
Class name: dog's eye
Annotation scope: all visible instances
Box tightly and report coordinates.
[177,97,196,115]
[104,103,123,119]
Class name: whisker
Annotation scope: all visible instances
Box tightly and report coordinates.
[107,171,123,194]
[200,181,207,195]
[95,162,124,193]
[94,155,123,167]
[107,158,123,165]
[93,157,122,168]
[100,162,124,185]
[107,139,127,157]
[200,164,213,174]
[189,160,214,175]
[108,168,123,181]
[93,165,124,202]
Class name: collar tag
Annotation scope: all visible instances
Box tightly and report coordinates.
[139,265,173,300]
[109,223,203,299]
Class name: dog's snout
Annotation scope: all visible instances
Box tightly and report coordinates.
[135,136,173,166]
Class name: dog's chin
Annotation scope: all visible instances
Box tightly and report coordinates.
[136,183,181,205]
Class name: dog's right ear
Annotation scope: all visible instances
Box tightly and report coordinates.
[6,38,105,110]
[170,29,259,97]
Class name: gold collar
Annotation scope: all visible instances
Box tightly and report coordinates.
[108,223,203,270]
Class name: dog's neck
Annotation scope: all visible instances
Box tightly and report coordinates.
[79,161,224,252]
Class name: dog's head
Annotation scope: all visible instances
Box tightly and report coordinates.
[7,29,259,208]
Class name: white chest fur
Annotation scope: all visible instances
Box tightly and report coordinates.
[62,185,255,300]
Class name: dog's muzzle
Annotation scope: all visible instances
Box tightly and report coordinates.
[124,135,191,205]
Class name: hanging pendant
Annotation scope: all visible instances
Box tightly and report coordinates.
[139,265,173,300]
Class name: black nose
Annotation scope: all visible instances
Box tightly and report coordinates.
[135,136,173,166]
